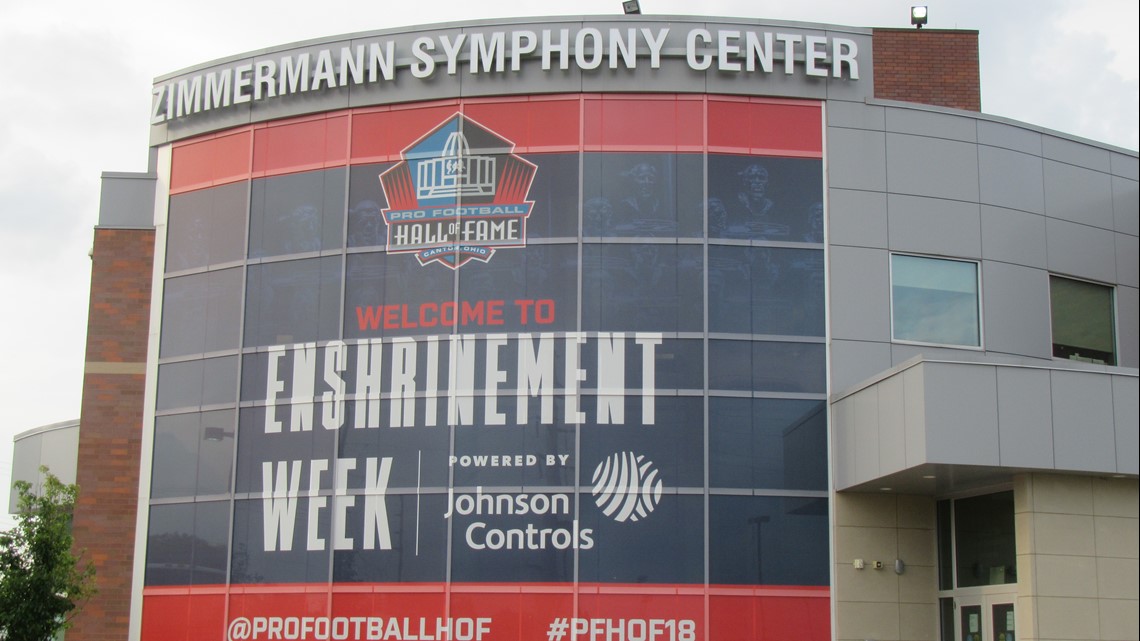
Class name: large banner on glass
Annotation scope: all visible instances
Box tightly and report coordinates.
[145,95,829,641]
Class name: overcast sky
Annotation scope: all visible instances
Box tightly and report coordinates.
[1,0,1136,524]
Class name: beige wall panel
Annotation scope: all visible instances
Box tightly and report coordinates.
[1033,554,1098,597]
[1098,598,1140,641]
[898,602,938,641]
[896,494,935,529]
[897,527,936,566]
[835,562,900,602]
[1093,478,1140,518]
[1030,474,1095,515]
[1094,516,1140,558]
[1096,557,1140,599]
[835,525,899,562]
[1034,596,1100,639]
[835,492,898,527]
[836,600,902,641]
[1031,513,1097,556]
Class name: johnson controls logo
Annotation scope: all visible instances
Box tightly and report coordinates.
[380,113,535,269]
[591,452,663,523]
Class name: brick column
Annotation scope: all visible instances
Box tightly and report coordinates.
[70,227,155,641]
[873,28,981,111]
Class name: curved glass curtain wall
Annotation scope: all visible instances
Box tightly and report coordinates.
[146,96,828,591]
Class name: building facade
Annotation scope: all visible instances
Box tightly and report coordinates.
[64,15,1136,641]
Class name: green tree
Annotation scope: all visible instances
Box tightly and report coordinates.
[0,468,95,641]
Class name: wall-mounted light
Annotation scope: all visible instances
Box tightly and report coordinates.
[203,427,234,441]
[894,559,906,575]
[622,0,641,15]
[911,6,929,28]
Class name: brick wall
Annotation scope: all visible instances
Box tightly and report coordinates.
[70,228,155,641]
[873,28,981,111]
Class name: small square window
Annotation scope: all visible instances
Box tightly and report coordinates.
[891,254,980,347]
[1050,276,1116,365]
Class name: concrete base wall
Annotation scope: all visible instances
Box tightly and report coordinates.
[833,492,939,641]
[1015,474,1139,641]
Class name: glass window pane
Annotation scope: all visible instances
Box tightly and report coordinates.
[166,182,248,272]
[582,153,702,238]
[160,273,208,357]
[954,491,1015,587]
[244,257,343,347]
[166,190,211,272]
[343,250,455,340]
[579,495,704,583]
[960,604,982,641]
[709,398,826,490]
[230,498,330,584]
[156,355,237,411]
[161,269,243,358]
[939,597,955,641]
[249,168,346,258]
[709,495,828,585]
[523,154,580,239]
[145,502,230,586]
[937,499,953,590]
[581,396,705,489]
[204,268,244,353]
[582,244,704,332]
[891,255,980,346]
[347,163,395,249]
[233,406,337,494]
[449,492,577,583]
[991,603,1015,641]
[193,501,231,585]
[333,494,448,582]
[1051,276,1116,365]
[201,356,239,406]
[152,410,236,499]
[708,340,826,393]
[451,396,574,488]
[579,338,704,392]
[707,156,823,242]
[709,246,825,336]
[145,503,194,585]
[151,414,200,499]
[456,243,578,334]
[197,409,236,496]
[156,361,204,411]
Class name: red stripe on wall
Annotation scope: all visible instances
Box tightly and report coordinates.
[169,130,253,194]
[169,95,822,194]
[251,113,349,177]
[463,96,582,153]
[708,97,823,155]
[583,95,706,152]
[142,583,828,641]
[350,101,462,163]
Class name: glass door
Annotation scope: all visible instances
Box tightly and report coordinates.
[953,595,1015,641]
[991,602,1015,641]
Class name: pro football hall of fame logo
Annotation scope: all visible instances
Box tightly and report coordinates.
[380,114,537,269]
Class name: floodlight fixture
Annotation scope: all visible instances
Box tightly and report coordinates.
[203,427,233,441]
[911,6,929,28]
[623,0,641,15]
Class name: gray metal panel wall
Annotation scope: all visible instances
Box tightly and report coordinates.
[826,100,1140,376]
[99,172,157,228]
[831,360,1139,489]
